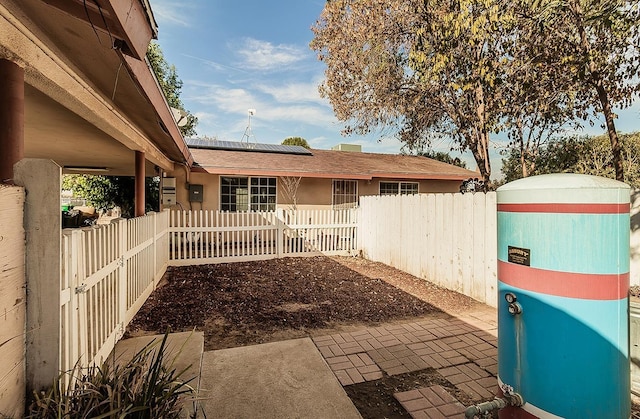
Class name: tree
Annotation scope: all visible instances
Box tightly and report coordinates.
[62,175,160,218]
[407,148,467,169]
[498,10,581,179]
[519,0,640,182]
[282,137,311,148]
[279,176,302,211]
[311,0,518,186]
[147,41,198,137]
[500,132,640,188]
[311,1,443,154]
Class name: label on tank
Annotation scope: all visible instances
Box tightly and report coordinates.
[508,246,530,266]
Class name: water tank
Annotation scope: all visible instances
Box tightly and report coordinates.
[496,174,630,418]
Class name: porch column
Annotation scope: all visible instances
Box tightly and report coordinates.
[135,150,145,217]
[0,59,25,184]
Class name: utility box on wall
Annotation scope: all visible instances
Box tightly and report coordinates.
[161,177,176,206]
[189,184,203,202]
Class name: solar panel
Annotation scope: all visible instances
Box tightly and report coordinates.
[185,138,313,155]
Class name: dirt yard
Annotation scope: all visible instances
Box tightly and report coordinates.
[126,256,481,351]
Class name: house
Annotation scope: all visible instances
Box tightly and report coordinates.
[0,1,192,415]
[162,139,479,211]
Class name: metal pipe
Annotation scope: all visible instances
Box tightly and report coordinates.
[465,393,524,418]
[464,398,507,418]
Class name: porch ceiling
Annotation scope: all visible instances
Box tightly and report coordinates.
[24,86,158,176]
[1,0,192,176]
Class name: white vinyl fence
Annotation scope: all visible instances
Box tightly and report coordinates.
[60,211,169,376]
[359,193,498,307]
[168,208,357,265]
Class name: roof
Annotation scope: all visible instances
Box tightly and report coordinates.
[190,145,478,181]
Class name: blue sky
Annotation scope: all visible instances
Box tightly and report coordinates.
[149,0,639,177]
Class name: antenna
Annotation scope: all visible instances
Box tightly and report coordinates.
[241,109,257,147]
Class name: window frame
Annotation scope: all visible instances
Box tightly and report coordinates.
[379,181,419,196]
[220,176,277,212]
[332,179,358,209]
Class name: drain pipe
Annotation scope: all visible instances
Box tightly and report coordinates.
[464,392,524,418]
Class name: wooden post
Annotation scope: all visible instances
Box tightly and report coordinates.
[0,60,25,184]
[135,151,145,217]
[14,159,62,393]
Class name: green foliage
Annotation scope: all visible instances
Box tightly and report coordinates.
[414,149,467,169]
[511,0,640,180]
[501,132,640,188]
[27,332,194,418]
[282,137,311,149]
[311,0,640,184]
[147,41,198,137]
[62,175,160,218]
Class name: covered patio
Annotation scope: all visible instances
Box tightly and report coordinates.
[0,0,193,415]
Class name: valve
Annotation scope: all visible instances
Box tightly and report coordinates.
[508,302,522,315]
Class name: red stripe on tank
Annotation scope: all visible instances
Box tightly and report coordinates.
[498,261,629,300]
[497,203,629,214]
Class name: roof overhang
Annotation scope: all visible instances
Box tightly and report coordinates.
[0,0,192,176]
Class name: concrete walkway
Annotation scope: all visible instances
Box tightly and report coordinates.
[198,338,361,419]
[114,304,499,418]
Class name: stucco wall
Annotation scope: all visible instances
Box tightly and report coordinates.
[0,185,25,418]
[163,170,464,211]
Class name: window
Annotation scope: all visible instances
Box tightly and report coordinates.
[220,176,276,211]
[332,179,358,209]
[379,181,419,195]
[250,177,277,211]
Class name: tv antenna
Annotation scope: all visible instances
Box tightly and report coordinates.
[241,109,257,147]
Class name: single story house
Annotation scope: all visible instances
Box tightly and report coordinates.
[163,139,479,211]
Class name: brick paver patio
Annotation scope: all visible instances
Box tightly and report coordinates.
[313,306,498,418]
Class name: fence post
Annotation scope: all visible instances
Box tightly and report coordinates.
[152,212,158,288]
[276,208,284,258]
[14,159,62,393]
[73,229,88,369]
[117,219,127,335]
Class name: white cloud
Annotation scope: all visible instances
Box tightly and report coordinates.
[255,78,327,105]
[182,54,250,74]
[150,0,194,27]
[234,38,307,71]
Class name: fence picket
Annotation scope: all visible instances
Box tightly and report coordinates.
[59,211,170,376]
[167,208,357,265]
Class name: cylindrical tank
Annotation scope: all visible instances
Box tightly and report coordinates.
[497,174,630,418]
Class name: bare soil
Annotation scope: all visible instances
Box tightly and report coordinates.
[126,256,482,352]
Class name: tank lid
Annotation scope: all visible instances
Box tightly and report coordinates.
[498,174,629,192]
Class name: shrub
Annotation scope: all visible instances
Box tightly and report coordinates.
[27,332,195,418]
